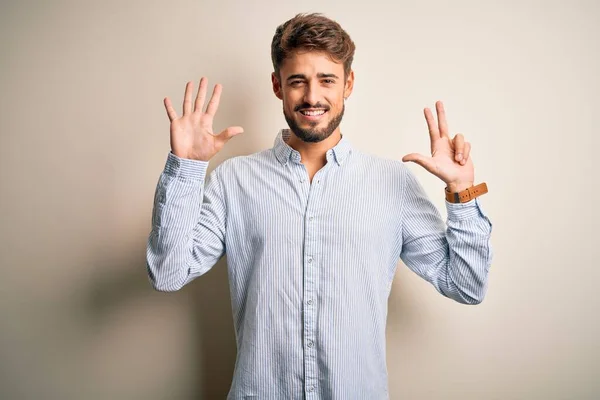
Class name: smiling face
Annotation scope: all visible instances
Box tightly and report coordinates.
[272,50,354,143]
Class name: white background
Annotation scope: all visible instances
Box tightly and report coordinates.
[0,0,597,398]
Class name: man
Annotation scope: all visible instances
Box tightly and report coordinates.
[147,12,492,400]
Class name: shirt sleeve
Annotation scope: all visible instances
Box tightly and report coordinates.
[399,167,493,304]
[146,152,227,292]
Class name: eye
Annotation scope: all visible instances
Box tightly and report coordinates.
[289,80,303,86]
[323,79,335,84]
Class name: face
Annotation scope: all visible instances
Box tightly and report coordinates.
[272,51,354,143]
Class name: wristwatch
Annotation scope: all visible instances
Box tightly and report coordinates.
[445,182,488,203]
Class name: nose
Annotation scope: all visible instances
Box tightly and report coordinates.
[303,81,320,106]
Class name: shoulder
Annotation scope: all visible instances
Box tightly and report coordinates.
[350,148,409,175]
[213,148,273,177]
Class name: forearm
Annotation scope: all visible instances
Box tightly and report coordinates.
[146,152,211,292]
[439,198,493,304]
[399,167,493,304]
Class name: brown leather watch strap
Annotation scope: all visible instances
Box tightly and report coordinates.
[445,182,488,203]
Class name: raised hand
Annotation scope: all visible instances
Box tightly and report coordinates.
[164,77,244,161]
[402,101,474,193]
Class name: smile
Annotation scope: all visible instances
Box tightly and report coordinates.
[299,109,328,120]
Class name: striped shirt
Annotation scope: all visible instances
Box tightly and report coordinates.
[146,129,493,399]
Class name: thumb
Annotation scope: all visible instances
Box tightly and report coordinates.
[217,126,244,142]
[402,153,436,174]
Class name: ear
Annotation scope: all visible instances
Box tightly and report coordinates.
[344,70,355,100]
[272,72,283,100]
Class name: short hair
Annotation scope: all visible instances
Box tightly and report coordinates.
[271,13,356,79]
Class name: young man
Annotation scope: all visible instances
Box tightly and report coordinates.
[147,13,493,400]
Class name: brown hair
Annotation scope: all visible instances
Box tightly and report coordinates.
[271,13,356,79]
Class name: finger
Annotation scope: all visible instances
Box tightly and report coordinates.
[402,153,437,175]
[205,84,223,116]
[436,101,449,138]
[164,97,178,122]
[461,142,471,165]
[194,77,208,113]
[424,107,440,143]
[453,133,465,162]
[217,126,244,142]
[183,81,194,115]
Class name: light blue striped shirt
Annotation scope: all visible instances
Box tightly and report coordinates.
[146,129,493,399]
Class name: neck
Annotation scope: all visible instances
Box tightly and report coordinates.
[286,128,342,165]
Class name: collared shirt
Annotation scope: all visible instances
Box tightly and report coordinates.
[146,129,493,400]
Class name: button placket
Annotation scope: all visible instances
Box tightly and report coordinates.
[301,163,330,398]
[303,182,318,397]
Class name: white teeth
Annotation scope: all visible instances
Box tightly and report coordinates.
[301,110,326,116]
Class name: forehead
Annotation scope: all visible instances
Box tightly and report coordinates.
[280,50,344,77]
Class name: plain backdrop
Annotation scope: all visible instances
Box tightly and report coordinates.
[1,0,598,399]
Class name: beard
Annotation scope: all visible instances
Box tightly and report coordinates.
[284,102,345,143]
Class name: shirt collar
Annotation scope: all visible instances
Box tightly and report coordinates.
[273,128,352,166]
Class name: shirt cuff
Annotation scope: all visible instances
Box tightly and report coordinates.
[445,197,488,222]
[163,151,209,181]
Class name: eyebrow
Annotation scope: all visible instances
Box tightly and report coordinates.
[286,73,340,82]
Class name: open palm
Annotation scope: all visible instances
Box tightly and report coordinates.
[164,77,243,161]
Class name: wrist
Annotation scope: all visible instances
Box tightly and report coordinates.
[445,182,488,203]
[446,181,473,193]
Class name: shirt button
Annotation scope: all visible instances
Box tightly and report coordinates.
[307,340,314,348]
[308,257,313,263]
[309,216,314,221]
[308,385,315,392]
[307,299,313,305]
[300,178,305,183]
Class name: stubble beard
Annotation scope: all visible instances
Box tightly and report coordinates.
[284,103,345,143]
